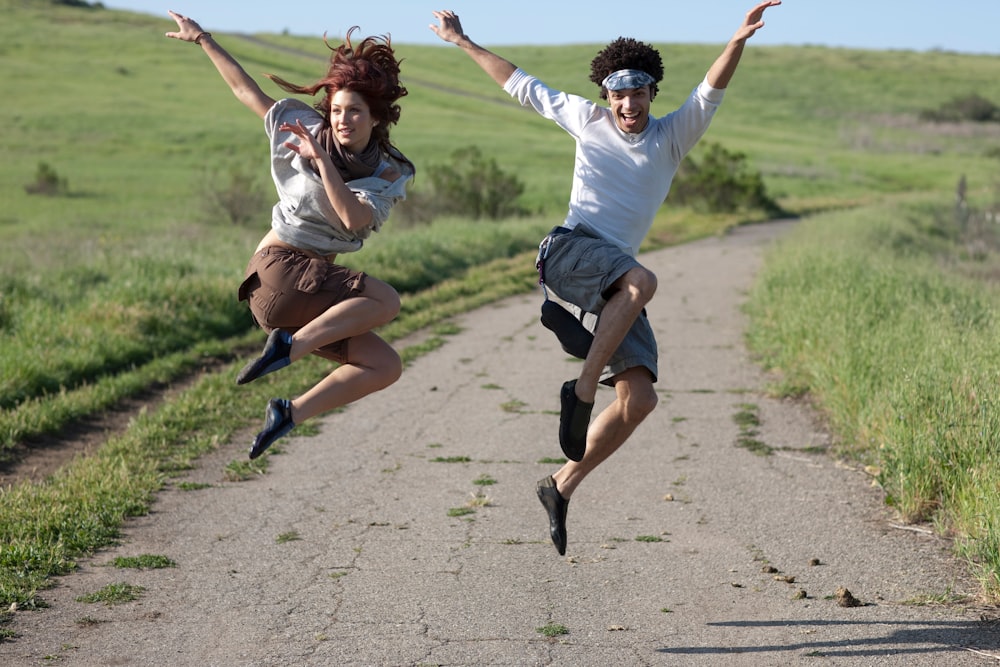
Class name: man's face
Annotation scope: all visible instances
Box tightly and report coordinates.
[608,86,651,135]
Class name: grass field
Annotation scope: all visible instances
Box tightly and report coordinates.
[3,0,1000,607]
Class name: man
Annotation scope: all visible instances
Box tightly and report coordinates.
[430,2,781,555]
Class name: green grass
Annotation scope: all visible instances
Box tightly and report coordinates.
[745,199,1000,599]
[536,622,569,637]
[110,555,176,570]
[2,0,1000,607]
[75,583,145,606]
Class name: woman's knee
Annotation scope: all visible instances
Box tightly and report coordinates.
[351,334,403,388]
[381,347,403,387]
[365,278,401,322]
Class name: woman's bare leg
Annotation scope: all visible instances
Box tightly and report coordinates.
[289,331,402,424]
[287,277,400,363]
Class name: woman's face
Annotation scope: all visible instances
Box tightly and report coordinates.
[329,89,378,152]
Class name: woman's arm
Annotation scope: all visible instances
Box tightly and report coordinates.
[280,120,375,232]
[166,11,275,119]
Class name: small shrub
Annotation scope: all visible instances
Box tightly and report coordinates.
[920,93,1000,123]
[198,163,270,226]
[24,162,68,196]
[425,146,528,220]
[670,142,780,215]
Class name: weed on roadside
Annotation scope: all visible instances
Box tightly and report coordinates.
[225,457,270,481]
[733,403,775,456]
[110,555,176,570]
[467,491,492,508]
[536,622,569,637]
[473,474,497,486]
[500,398,528,413]
[177,481,213,491]
[432,455,472,463]
[76,583,145,606]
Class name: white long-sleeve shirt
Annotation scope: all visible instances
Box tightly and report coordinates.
[503,69,725,256]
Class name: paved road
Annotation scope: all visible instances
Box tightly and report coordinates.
[6,221,998,666]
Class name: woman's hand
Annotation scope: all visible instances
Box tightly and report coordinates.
[279,120,327,162]
[165,10,207,43]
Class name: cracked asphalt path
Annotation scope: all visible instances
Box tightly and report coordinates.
[5,221,998,666]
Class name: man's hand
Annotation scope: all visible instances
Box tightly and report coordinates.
[733,0,782,43]
[429,10,466,45]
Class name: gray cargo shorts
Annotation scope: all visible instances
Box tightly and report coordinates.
[536,225,658,384]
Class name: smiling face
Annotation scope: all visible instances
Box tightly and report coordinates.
[608,85,651,135]
[329,88,378,153]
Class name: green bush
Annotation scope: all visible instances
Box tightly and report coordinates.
[198,163,270,226]
[920,93,1000,123]
[424,146,528,221]
[24,162,68,196]
[669,142,780,215]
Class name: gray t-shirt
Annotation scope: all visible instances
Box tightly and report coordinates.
[264,98,412,256]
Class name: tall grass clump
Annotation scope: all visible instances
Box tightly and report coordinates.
[745,201,1000,600]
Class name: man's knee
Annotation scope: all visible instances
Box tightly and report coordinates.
[618,266,657,304]
[627,385,658,420]
[617,373,658,421]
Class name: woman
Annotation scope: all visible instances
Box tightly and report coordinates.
[167,11,413,459]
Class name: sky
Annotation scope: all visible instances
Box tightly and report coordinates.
[107,1,1000,55]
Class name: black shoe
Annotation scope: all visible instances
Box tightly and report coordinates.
[559,380,592,462]
[236,329,293,385]
[540,300,593,360]
[249,398,295,459]
[536,476,569,555]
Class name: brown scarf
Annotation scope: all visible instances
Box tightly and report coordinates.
[317,125,383,181]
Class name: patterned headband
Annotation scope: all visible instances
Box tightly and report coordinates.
[601,68,656,91]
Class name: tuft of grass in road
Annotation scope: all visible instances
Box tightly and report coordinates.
[431,456,472,463]
[536,622,569,637]
[110,555,176,570]
[75,583,145,606]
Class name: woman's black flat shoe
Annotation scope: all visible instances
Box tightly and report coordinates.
[237,329,293,385]
[249,398,294,459]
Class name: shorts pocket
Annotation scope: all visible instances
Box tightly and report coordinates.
[294,258,329,294]
[248,286,281,329]
[237,270,260,302]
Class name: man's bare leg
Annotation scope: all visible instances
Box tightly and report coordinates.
[572,266,657,403]
[555,367,658,499]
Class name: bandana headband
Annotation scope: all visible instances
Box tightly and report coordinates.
[601,68,655,91]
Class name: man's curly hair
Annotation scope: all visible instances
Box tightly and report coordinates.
[588,37,664,100]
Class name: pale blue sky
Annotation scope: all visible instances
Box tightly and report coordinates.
[109,1,999,54]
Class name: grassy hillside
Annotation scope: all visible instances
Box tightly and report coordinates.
[5,1,1000,247]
